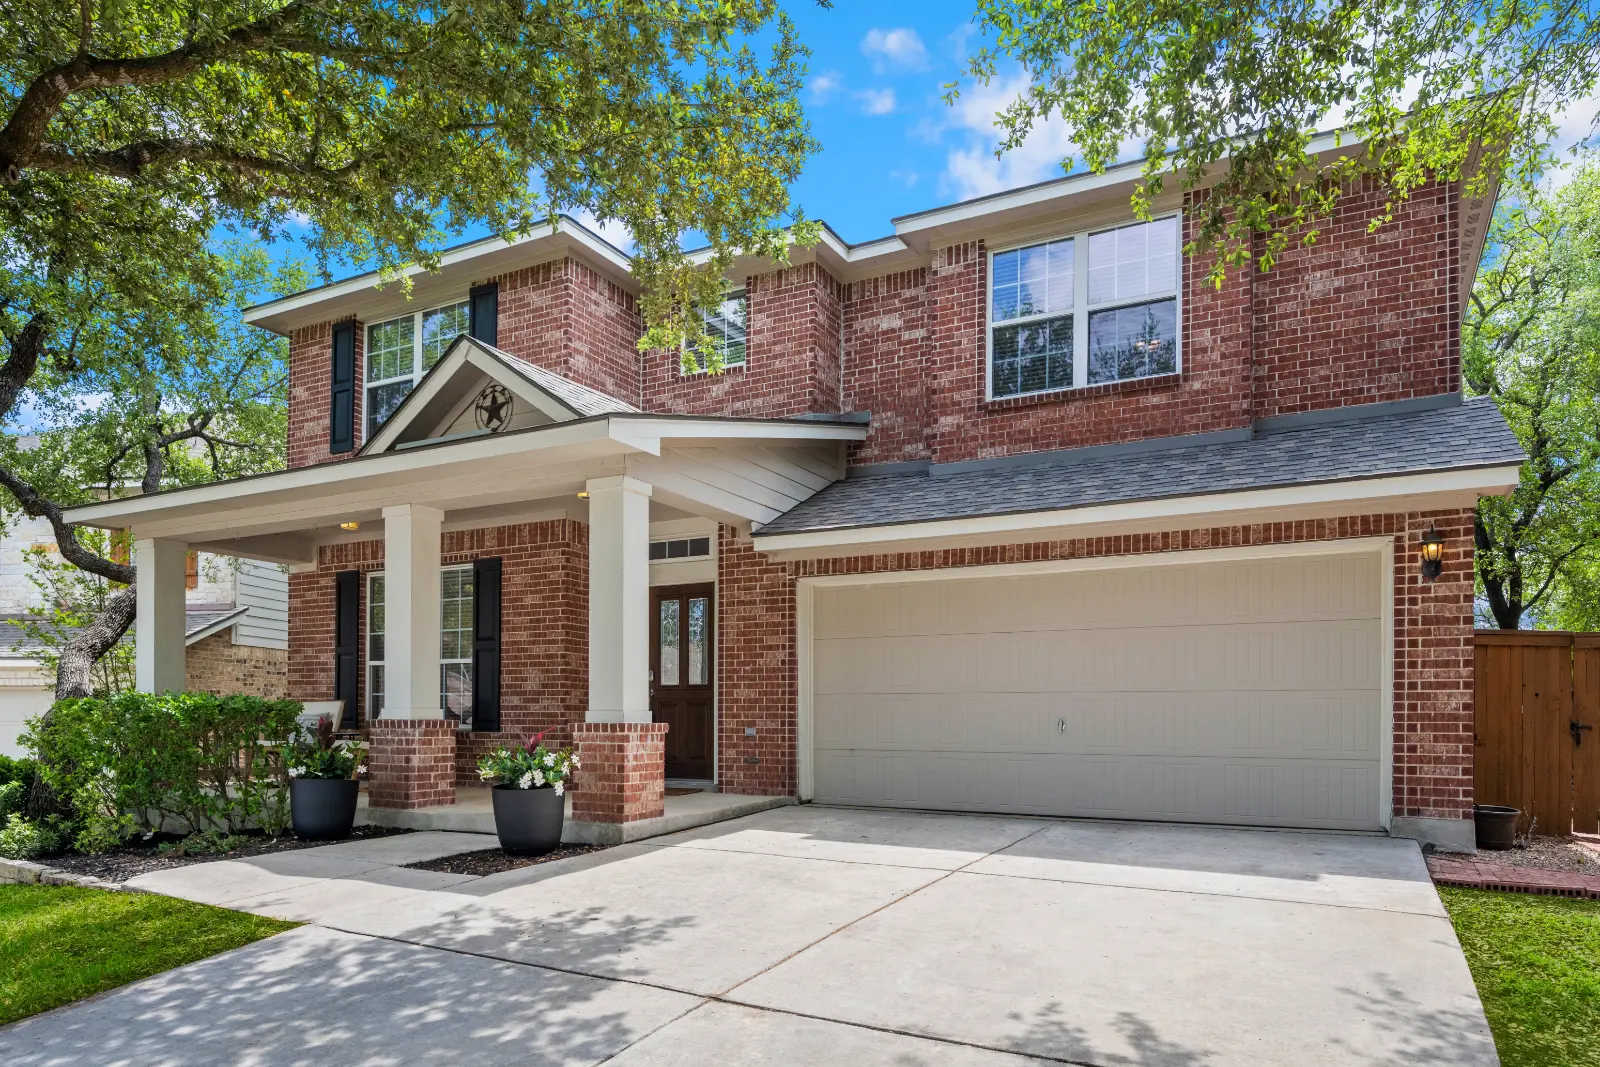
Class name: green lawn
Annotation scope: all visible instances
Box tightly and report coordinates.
[1442,887,1600,1067]
[0,884,295,1026]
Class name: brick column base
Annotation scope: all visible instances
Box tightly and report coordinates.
[368,719,457,809]
[570,722,668,823]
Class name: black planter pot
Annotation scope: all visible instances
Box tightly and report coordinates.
[1474,804,1521,851]
[491,786,565,856]
[291,777,360,841]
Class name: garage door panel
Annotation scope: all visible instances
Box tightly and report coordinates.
[810,552,1384,830]
[815,750,1379,830]
[815,620,1379,695]
[813,557,1379,641]
[816,690,1378,761]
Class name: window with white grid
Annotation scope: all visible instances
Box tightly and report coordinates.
[365,299,472,439]
[988,215,1180,399]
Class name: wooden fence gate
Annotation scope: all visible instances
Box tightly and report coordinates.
[1474,631,1600,835]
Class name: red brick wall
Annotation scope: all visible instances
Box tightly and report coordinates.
[571,722,668,823]
[286,520,588,783]
[715,526,798,795]
[369,718,456,809]
[287,320,364,468]
[641,262,845,417]
[842,268,931,465]
[487,257,642,404]
[717,510,1477,821]
[185,631,288,699]
[1251,179,1460,418]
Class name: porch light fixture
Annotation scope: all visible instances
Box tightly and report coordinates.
[1419,526,1445,581]
[576,491,590,499]
[340,521,360,531]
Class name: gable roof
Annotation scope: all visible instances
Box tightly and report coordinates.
[359,335,637,455]
[755,396,1524,539]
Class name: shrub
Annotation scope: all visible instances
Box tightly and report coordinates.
[24,692,302,851]
[0,781,22,819]
[0,755,35,791]
[0,814,60,859]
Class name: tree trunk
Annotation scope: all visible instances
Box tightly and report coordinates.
[55,585,137,700]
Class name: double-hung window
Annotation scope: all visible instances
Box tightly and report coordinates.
[988,215,1180,399]
[366,567,476,729]
[365,300,471,438]
[689,290,747,372]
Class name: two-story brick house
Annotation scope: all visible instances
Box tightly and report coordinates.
[70,137,1524,851]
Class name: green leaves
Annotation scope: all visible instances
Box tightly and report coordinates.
[961,0,1600,284]
[1465,164,1600,627]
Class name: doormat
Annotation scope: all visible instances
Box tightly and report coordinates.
[664,787,702,797]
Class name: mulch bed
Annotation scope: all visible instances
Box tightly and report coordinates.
[42,825,416,885]
[404,844,608,877]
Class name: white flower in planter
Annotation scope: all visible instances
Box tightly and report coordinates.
[288,767,302,778]
[553,782,565,796]
[532,769,546,787]
[517,771,533,789]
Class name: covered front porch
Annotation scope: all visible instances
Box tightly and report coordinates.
[66,338,865,834]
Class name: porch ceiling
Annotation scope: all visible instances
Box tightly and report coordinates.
[65,414,863,566]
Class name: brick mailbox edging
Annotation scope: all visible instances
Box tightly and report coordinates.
[570,721,669,824]
[368,719,457,809]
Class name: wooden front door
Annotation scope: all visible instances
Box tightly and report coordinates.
[651,583,714,780]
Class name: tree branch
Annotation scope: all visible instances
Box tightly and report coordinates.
[0,466,134,584]
[53,585,136,701]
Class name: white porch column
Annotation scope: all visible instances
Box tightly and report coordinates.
[380,504,444,719]
[134,537,188,693]
[586,475,652,723]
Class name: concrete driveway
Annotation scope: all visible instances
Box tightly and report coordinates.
[0,808,1497,1066]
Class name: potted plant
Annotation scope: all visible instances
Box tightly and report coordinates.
[286,716,365,840]
[478,733,579,855]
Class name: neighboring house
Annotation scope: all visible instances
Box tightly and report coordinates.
[0,514,288,756]
[65,134,1524,850]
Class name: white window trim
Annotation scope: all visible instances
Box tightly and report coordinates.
[984,214,1183,401]
[649,536,713,563]
[364,566,475,724]
[439,563,474,723]
[682,289,749,376]
[365,299,471,436]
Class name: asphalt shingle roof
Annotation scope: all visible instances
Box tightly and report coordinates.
[756,397,1525,536]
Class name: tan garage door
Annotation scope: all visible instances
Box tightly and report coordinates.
[810,551,1384,830]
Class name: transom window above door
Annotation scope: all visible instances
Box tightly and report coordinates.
[366,300,471,438]
[989,215,1180,399]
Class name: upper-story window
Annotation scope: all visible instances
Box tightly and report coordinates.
[690,289,747,372]
[365,300,471,437]
[989,215,1179,399]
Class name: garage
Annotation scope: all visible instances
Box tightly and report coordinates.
[805,548,1387,831]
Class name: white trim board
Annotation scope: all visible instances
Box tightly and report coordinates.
[795,536,1397,831]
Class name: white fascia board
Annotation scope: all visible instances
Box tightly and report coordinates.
[621,416,868,443]
[242,218,635,334]
[753,464,1522,560]
[66,417,626,528]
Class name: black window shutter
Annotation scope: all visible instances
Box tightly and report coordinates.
[469,283,499,347]
[472,556,502,731]
[333,570,361,729]
[329,320,356,454]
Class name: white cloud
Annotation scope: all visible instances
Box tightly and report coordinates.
[946,22,978,63]
[571,208,635,253]
[861,28,928,73]
[856,88,897,116]
[808,71,844,105]
[889,169,920,188]
[937,73,1141,200]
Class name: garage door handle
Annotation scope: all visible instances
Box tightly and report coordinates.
[1574,721,1595,746]
[1057,718,1066,734]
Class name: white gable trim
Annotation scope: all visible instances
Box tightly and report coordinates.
[360,336,586,455]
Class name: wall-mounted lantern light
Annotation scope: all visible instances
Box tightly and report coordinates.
[576,491,590,500]
[1420,526,1445,581]
[339,521,360,531]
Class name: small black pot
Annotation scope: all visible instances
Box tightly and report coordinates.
[491,786,565,855]
[291,777,360,841]
[1474,804,1521,851]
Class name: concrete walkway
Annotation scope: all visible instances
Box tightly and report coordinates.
[0,809,1499,1066]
